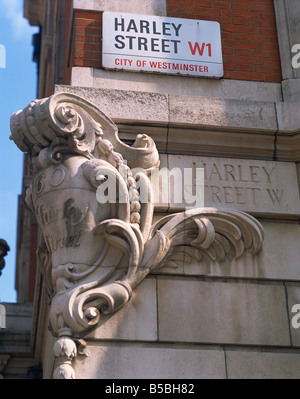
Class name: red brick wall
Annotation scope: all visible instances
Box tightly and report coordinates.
[167,0,282,82]
[72,10,103,69]
[69,1,282,83]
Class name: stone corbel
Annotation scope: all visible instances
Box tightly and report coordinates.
[10,93,264,379]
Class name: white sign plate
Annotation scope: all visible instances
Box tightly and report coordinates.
[102,12,223,78]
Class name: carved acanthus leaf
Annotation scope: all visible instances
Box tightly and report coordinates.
[10,93,160,170]
[140,208,264,272]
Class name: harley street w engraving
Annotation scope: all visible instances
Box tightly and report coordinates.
[165,155,300,216]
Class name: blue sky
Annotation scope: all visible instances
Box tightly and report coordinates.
[0,0,38,302]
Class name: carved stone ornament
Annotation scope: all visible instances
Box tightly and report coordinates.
[10,93,264,379]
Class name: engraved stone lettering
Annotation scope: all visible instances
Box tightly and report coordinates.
[63,198,88,226]
[237,165,249,182]
[223,186,235,204]
[246,187,261,205]
[211,185,222,203]
[249,166,261,183]
[36,204,58,226]
[201,163,276,185]
[45,231,82,253]
[262,166,275,184]
[210,164,223,181]
[167,156,299,214]
[266,189,284,205]
[224,164,236,182]
[235,187,247,205]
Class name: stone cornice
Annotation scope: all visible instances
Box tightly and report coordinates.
[55,86,278,132]
[55,85,300,163]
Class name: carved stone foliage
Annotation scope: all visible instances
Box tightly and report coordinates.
[10,92,264,379]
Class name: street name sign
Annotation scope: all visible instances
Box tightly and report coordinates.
[102,11,223,78]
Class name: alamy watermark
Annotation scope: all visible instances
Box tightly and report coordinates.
[0,304,6,329]
[95,163,205,209]
[0,44,6,69]
[291,304,300,329]
[292,44,300,69]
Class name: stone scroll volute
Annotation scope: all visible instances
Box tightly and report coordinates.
[10,93,264,379]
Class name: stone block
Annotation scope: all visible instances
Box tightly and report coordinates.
[74,342,226,379]
[73,0,167,15]
[92,69,282,102]
[157,277,290,346]
[159,154,300,217]
[226,350,300,379]
[256,222,300,281]
[85,277,157,341]
[153,220,300,282]
[73,0,95,11]
[71,67,93,88]
[55,85,169,124]
[282,79,300,102]
[93,0,167,15]
[276,100,300,133]
[2,303,33,333]
[0,303,33,354]
[274,93,300,160]
[168,95,278,132]
[166,126,275,160]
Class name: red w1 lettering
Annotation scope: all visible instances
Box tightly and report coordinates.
[188,42,212,57]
